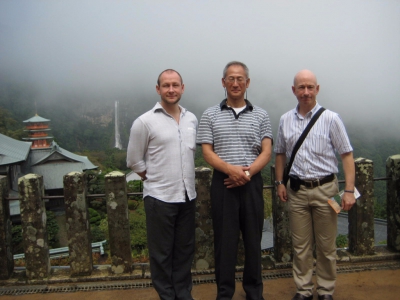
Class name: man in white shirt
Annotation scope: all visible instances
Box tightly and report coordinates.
[274,70,355,300]
[127,69,197,300]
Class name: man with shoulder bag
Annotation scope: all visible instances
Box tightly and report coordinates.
[274,70,356,300]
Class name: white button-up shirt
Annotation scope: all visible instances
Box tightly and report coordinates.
[274,103,353,180]
[127,102,197,202]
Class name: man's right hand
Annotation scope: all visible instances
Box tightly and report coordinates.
[224,165,250,188]
[277,184,288,202]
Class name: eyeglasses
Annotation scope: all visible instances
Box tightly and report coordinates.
[224,77,247,84]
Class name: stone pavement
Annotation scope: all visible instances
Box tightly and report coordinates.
[1,267,400,300]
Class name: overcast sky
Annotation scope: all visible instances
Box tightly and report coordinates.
[1,0,399,134]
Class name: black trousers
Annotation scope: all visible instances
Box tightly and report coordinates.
[144,195,196,300]
[211,170,264,300]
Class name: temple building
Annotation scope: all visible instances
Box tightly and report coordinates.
[22,114,53,149]
[0,114,97,217]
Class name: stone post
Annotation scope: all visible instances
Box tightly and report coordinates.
[194,167,214,270]
[348,158,375,255]
[386,154,400,251]
[105,171,132,274]
[0,176,13,279]
[63,172,93,276]
[18,174,50,280]
[271,165,292,263]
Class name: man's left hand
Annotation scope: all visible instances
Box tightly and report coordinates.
[224,166,251,188]
[341,192,356,211]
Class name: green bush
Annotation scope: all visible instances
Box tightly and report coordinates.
[91,225,106,243]
[128,199,139,210]
[89,208,102,226]
[129,201,147,251]
[98,217,109,241]
[46,211,59,248]
[336,234,348,248]
[11,225,23,254]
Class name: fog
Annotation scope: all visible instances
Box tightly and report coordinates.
[1,0,399,135]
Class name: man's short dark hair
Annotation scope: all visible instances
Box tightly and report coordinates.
[223,61,249,78]
[157,69,183,86]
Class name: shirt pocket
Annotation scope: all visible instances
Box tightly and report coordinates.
[310,133,330,155]
[184,127,197,150]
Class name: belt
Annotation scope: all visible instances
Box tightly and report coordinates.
[299,174,335,189]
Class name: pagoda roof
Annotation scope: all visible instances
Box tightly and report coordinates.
[0,133,31,166]
[23,114,51,123]
[23,136,54,141]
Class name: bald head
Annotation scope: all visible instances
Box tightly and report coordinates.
[293,69,318,86]
[292,69,320,113]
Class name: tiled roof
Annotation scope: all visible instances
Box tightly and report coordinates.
[27,142,97,189]
[23,114,50,123]
[0,133,31,166]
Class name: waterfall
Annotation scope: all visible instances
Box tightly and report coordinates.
[114,100,122,149]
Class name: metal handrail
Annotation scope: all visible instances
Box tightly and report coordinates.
[4,177,392,201]
[13,240,107,260]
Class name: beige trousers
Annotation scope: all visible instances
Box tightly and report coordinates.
[287,179,339,297]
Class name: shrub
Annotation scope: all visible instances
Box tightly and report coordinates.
[46,211,59,248]
[336,234,348,248]
[91,225,106,243]
[128,199,139,210]
[129,201,147,251]
[11,225,23,254]
[89,208,102,226]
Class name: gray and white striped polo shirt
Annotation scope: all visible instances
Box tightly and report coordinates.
[196,99,273,166]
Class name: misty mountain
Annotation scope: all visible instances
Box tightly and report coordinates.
[1,79,399,169]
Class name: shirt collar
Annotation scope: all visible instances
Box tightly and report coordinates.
[153,102,186,116]
[220,99,254,111]
[294,102,321,119]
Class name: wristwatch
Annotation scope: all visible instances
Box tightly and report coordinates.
[275,180,284,187]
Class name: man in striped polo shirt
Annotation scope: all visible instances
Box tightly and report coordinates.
[274,70,356,300]
[197,61,273,300]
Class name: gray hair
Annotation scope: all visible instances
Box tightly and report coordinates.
[223,61,249,78]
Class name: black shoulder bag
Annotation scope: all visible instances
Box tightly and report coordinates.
[283,107,326,185]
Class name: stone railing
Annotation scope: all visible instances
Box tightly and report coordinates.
[0,155,399,281]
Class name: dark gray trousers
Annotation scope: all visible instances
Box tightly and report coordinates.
[144,195,196,300]
[211,170,264,300]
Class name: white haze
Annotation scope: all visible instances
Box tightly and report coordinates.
[1,0,399,135]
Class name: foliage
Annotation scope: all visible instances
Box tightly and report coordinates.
[129,200,147,251]
[263,189,273,218]
[98,217,109,241]
[11,225,24,254]
[46,211,60,248]
[374,199,387,219]
[91,225,107,243]
[0,107,26,139]
[89,198,107,215]
[132,248,149,263]
[87,170,105,194]
[336,234,348,248]
[127,180,143,201]
[89,208,102,226]
[128,199,140,210]
[195,146,209,168]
